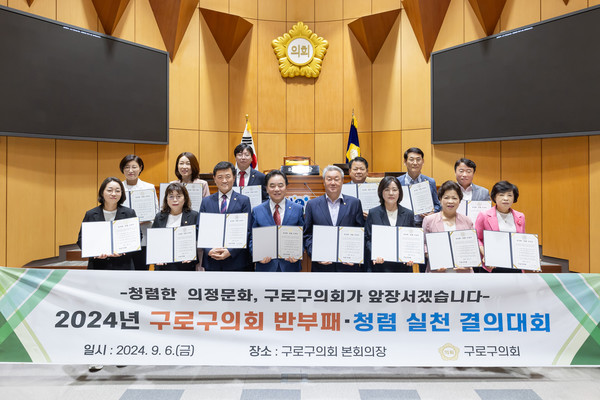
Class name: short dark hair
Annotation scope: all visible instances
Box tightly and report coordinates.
[265,169,288,186]
[175,152,200,181]
[98,177,126,205]
[404,147,424,161]
[161,182,191,213]
[454,158,476,172]
[348,156,368,170]
[491,181,519,203]
[234,143,254,157]
[437,180,463,201]
[119,154,144,173]
[377,176,403,207]
[213,161,235,176]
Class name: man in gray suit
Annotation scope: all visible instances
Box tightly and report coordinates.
[454,158,491,201]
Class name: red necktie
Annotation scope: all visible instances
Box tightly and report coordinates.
[273,204,281,225]
[239,171,246,187]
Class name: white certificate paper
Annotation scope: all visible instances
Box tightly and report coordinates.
[341,183,358,198]
[224,213,248,249]
[252,226,277,262]
[398,227,425,264]
[511,233,540,271]
[483,230,512,269]
[409,181,435,215]
[234,185,262,209]
[371,225,398,262]
[425,232,453,271]
[400,186,412,211]
[337,227,364,264]
[183,183,203,213]
[128,189,157,222]
[173,225,197,262]
[311,225,338,262]
[449,229,481,268]
[466,201,492,224]
[197,213,226,249]
[146,228,174,264]
[278,226,303,260]
[357,183,380,211]
[81,221,112,257]
[111,217,141,254]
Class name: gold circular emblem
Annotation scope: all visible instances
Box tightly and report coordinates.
[438,343,459,361]
[272,22,329,78]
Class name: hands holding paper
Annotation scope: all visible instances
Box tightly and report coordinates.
[208,247,231,260]
[95,253,124,259]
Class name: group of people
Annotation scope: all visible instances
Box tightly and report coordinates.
[77,145,527,274]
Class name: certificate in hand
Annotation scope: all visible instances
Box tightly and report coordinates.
[398,227,425,264]
[197,213,248,249]
[483,230,540,271]
[278,226,303,260]
[311,225,364,264]
[371,225,397,262]
[426,229,480,270]
[458,200,492,224]
[81,217,141,258]
[341,183,358,198]
[409,181,435,215]
[147,225,197,264]
[311,225,338,262]
[338,227,364,264]
[233,185,262,209]
[128,189,157,222]
[252,226,277,262]
[252,225,303,262]
[357,183,380,211]
[185,183,204,212]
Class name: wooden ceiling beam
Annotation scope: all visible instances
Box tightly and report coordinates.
[467,0,507,36]
[401,0,451,62]
[200,8,253,63]
[91,0,131,35]
[149,0,199,62]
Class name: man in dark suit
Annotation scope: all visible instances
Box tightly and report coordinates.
[304,165,364,272]
[199,161,253,271]
[454,158,491,201]
[251,170,305,272]
[234,143,267,201]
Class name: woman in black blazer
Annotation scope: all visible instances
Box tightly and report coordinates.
[365,176,416,273]
[77,177,137,270]
[151,182,199,271]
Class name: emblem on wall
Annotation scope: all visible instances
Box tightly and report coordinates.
[272,22,329,78]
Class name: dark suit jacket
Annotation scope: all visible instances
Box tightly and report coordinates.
[199,192,253,271]
[151,209,199,271]
[77,205,137,270]
[365,205,415,273]
[251,199,305,272]
[303,194,364,272]
[238,167,267,201]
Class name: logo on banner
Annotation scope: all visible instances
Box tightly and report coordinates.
[439,343,459,361]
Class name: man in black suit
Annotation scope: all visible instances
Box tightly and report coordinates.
[234,143,267,201]
[199,161,253,271]
[304,165,364,272]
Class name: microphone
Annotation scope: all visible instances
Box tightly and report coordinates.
[303,182,318,198]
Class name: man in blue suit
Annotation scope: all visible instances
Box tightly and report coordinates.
[199,161,253,271]
[234,143,267,201]
[304,165,365,273]
[251,170,305,272]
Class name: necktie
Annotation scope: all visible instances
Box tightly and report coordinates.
[273,204,281,226]
[239,171,246,187]
[220,194,228,214]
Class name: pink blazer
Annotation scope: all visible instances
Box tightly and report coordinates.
[422,212,475,273]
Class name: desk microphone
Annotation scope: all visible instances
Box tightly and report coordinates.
[303,182,318,198]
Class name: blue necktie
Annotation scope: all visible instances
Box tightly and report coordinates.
[220,194,228,214]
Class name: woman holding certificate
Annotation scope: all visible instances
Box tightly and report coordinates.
[120,154,159,270]
[171,152,210,198]
[475,181,525,273]
[422,181,474,273]
[365,176,416,272]
[77,177,137,270]
[151,183,199,271]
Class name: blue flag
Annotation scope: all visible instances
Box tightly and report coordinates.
[345,115,360,163]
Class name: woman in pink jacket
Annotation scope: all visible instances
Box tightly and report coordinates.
[475,181,525,273]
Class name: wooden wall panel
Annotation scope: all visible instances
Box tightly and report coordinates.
[464,142,501,192]
[169,7,199,130]
[464,0,496,42]
[372,17,401,132]
[228,132,244,164]
[315,133,343,169]
[344,17,372,134]
[231,0,257,19]
[110,0,134,41]
[56,0,99,30]
[432,143,464,184]
[358,131,372,169]
[257,133,286,172]
[8,0,56,18]
[401,12,430,130]
[401,129,433,177]
[500,0,540,30]
[259,0,285,20]
[314,21,344,133]
[56,140,97,246]
[315,0,342,21]
[590,136,600,273]
[0,0,6,6]
[287,0,314,21]
[287,133,315,163]
[229,19,258,134]
[257,21,286,133]
[98,142,134,185]
[591,0,600,6]
[372,131,402,173]
[7,138,56,267]
[134,0,167,51]
[0,137,6,266]
[133,144,168,186]
[542,137,589,273]
[199,12,229,132]
[432,0,464,52]
[167,129,199,181]
[199,0,228,13]
[541,0,588,20]
[373,0,401,14]
[199,131,229,173]
[286,77,315,133]
[501,139,542,242]
[344,0,371,19]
